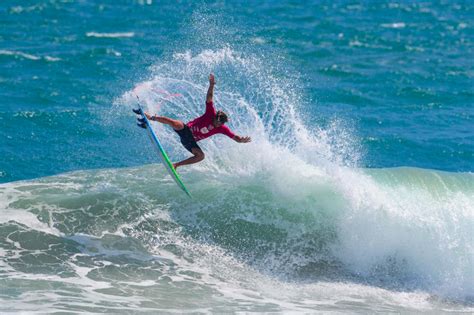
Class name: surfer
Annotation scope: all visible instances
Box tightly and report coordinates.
[135,74,251,169]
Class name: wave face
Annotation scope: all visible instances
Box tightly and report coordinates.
[1,165,472,312]
[2,46,473,312]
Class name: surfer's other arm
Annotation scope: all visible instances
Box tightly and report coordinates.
[206,73,215,103]
[233,135,251,143]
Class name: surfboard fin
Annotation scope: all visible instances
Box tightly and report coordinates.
[132,108,140,115]
[137,122,147,129]
[137,117,145,124]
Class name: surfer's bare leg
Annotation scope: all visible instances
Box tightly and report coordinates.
[145,113,184,130]
[173,148,204,169]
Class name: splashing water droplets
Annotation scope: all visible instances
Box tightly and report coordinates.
[124,47,358,178]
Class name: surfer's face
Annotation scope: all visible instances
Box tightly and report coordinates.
[214,111,228,127]
[213,119,224,128]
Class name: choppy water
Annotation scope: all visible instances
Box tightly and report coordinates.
[1,0,473,313]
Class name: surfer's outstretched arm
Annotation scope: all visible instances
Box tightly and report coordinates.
[206,73,215,103]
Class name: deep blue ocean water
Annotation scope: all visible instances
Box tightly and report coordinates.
[1,1,473,313]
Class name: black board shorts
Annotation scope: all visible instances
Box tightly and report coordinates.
[174,125,200,153]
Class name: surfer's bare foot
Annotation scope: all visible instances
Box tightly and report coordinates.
[173,163,179,170]
[144,112,153,120]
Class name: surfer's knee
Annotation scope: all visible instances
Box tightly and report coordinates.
[193,149,205,161]
[196,152,205,161]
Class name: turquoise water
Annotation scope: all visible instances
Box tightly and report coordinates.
[1,1,473,313]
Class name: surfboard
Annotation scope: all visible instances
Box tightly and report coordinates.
[134,101,191,197]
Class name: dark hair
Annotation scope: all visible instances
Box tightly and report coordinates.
[216,110,228,124]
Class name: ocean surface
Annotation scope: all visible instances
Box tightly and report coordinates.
[1,0,473,313]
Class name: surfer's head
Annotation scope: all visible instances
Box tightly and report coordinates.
[214,110,228,127]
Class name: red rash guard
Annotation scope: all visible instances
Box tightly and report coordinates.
[186,101,235,141]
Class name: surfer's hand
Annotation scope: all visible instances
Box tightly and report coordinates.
[209,73,215,85]
[235,136,251,143]
[241,136,251,143]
